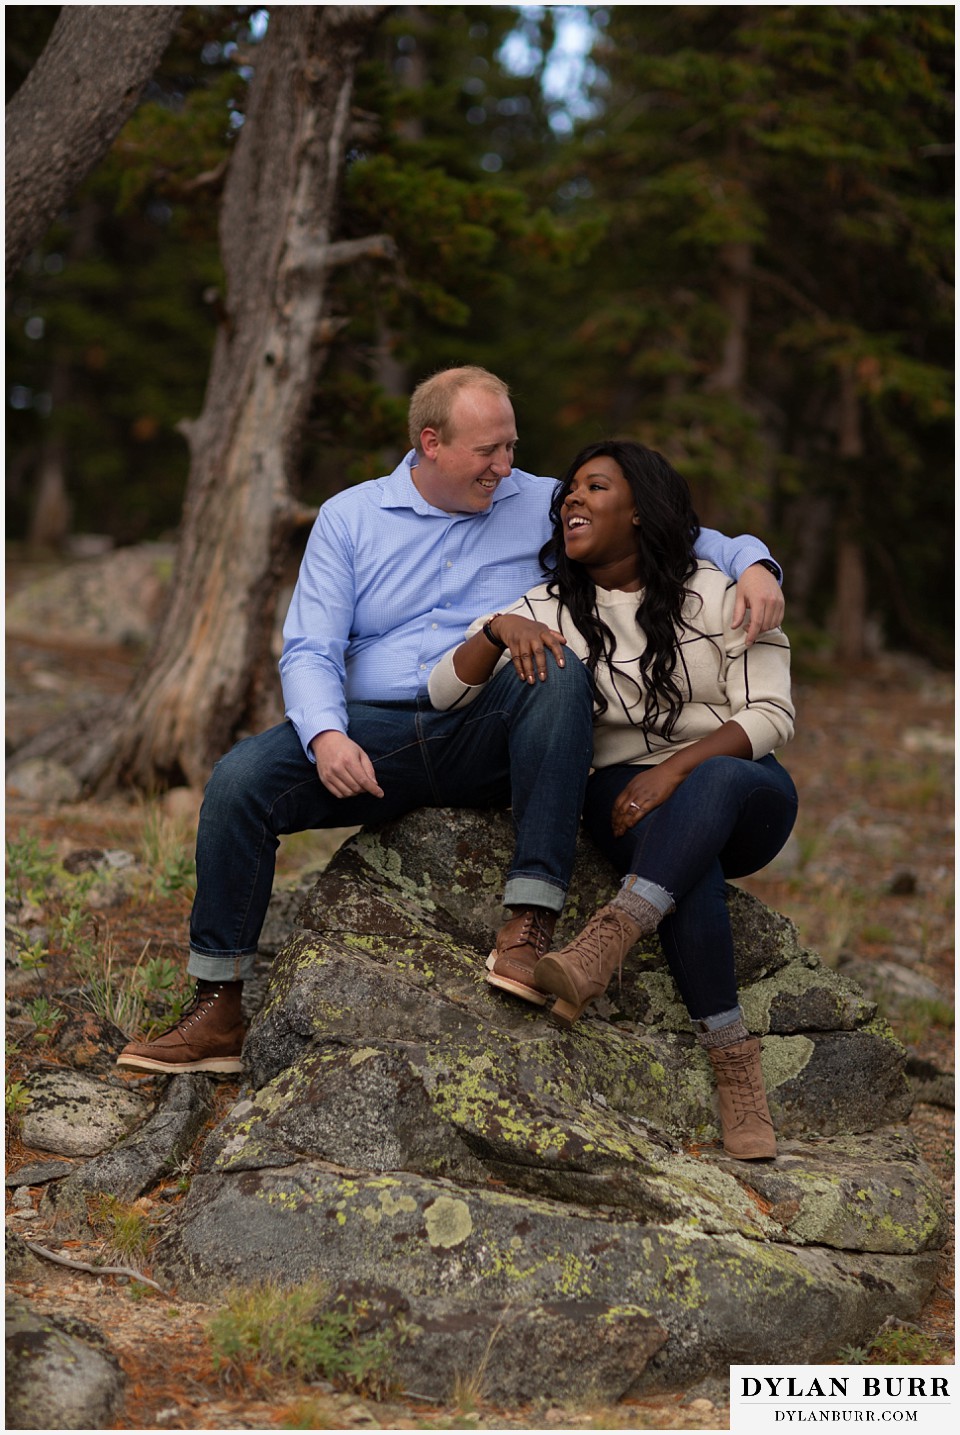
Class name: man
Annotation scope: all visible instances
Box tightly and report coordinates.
[117,366,783,1074]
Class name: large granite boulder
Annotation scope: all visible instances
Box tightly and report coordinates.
[154,809,946,1400]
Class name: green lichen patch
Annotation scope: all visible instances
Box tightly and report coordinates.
[738,1130,948,1253]
[423,1195,474,1248]
[741,960,876,1034]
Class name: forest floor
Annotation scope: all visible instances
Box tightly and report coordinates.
[4,566,955,1431]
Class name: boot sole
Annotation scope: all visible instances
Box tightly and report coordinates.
[116,1053,244,1074]
[533,955,593,1025]
[484,952,548,1006]
[721,1135,778,1160]
[545,996,589,1028]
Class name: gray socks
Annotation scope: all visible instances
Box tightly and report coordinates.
[612,878,750,1050]
[610,887,663,934]
[695,1016,751,1049]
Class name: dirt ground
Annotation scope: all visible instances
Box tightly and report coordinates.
[5,584,955,1430]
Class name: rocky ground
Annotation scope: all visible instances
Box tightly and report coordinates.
[5,553,955,1430]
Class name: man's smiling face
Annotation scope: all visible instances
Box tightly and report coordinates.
[413,386,518,514]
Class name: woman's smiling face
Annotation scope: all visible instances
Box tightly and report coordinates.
[561,454,642,585]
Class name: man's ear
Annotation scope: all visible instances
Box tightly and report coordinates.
[632,512,641,525]
[420,426,441,461]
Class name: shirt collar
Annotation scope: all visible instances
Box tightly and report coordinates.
[379,450,520,515]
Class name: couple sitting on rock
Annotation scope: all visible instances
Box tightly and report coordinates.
[118,366,797,1162]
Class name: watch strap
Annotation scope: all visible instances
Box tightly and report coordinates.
[482,616,508,652]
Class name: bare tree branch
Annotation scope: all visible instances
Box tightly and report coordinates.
[324,234,398,268]
[21,1239,169,1294]
[5,6,182,280]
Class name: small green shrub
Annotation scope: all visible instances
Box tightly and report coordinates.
[83,941,190,1038]
[85,951,148,1036]
[139,805,196,896]
[55,900,95,950]
[837,1344,869,1364]
[207,1279,398,1398]
[17,937,50,972]
[838,1326,945,1366]
[25,996,66,1043]
[859,922,894,944]
[5,1078,31,1125]
[868,1326,945,1365]
[90,1194,153,1262]
[5,832,59,904]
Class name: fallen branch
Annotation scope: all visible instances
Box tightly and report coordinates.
[21,1239,169,1294]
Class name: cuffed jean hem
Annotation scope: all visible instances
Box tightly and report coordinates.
[187,948,258,982]
[503,876,566,914]
[694,1005,744,1032]
[621,873,675,916]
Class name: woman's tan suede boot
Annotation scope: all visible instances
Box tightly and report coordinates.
[533,903,643,1026]
[706,1037,777,1160]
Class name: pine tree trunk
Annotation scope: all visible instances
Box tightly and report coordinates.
[5,6,182,280]
[27,352,76,550]
[371,5,425,472]
[74,5,388,793]
[704,240,752,397]
[28,440,71,550]
[834,361,868,664]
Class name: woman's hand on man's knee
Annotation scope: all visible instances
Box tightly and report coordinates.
[493,613,567,685]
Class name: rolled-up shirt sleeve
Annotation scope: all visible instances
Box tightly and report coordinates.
[428,611,512,711]
[695,526,781,583]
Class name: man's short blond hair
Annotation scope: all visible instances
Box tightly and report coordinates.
[408,366,511,452]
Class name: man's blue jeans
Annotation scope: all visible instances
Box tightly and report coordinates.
[582,754,798,1022]
[188,658,594,980]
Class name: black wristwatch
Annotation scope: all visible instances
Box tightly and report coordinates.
[755,560,781,579]
[482,615,507,651]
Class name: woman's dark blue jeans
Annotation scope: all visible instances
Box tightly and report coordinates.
[582,754,798,1023]
[188,657,594,980]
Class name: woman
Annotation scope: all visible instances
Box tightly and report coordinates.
[429,440,797,1160]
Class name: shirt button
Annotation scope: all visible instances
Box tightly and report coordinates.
[444,603,451,608]
[420,663,427,670]
[445,561,452,568]
[431,622,438,629]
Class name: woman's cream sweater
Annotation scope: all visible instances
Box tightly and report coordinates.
[428,562,794,770]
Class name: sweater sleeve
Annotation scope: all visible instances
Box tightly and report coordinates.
[428,588,561,710]
[428,610,511,710]
[720,584,795,757]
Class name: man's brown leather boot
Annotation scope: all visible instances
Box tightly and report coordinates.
[485,907,557,1005]
[116,980,245,1074]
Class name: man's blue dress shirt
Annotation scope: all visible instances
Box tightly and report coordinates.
[280,452,775,758]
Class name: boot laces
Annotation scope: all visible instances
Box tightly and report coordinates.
[154,983,220,1038]
[720,1047,768,1118]
[565,908,635,985]
[505,910,551,958]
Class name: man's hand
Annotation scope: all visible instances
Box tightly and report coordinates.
[731,563,784,646]
[311,730,384,800]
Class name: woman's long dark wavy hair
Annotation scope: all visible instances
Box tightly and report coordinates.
[539,440,701,737]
